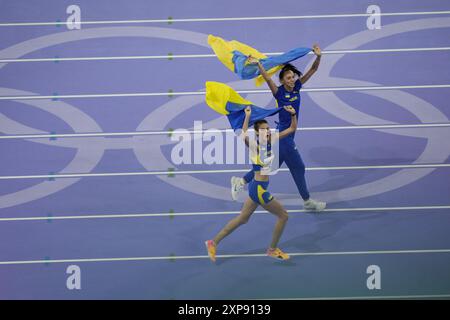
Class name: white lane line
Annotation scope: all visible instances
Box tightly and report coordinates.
[2,123,450,140]
[322,47,450,54]
[0,249,449,265]
[305,84,450,92]
[0,163,449,180]
[268,294,450,300]
[0,54,216,63]
[1,163,450,180]
[1,10,450,27]
[0,84,449,101]
[1,47,450,63]
[298,123,450,131]
[0,205,449,222]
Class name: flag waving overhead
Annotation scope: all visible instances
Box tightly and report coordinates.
[205,81,281,130]
[208,35,312,87]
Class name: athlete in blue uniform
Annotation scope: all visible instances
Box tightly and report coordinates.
[231,44,326,211]
[206,105,298,262]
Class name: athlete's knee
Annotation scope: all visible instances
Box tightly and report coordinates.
[287,157,306,174]
[279,211,289,222]
[236,216,250,225]
[295,158,306,172]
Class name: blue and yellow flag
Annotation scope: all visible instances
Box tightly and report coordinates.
[208,35,312,86]
[205,81,281,130]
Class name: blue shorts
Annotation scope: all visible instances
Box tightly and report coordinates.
[248,180,274,205]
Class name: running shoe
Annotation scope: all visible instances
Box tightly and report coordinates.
[267,247,290,260]
[231,176,245,201]
[205,240,217,263]
[304,198,326,212]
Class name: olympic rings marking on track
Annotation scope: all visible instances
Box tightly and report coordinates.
[134,17,450,205]
[1,18,449,209]
[0,27,209,209]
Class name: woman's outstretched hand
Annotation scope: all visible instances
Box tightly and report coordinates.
[246,55,260,65]
[313,44,322,57]
[283,105,296,115]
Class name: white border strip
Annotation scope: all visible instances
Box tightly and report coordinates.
[1,163,450,180]
[1,205,449,222]
[1,47,450,63]
[0,249,449,265]
[0,84,449,100]
[1,10,450,27]
[268,294,450,300]
[2,123,450,140]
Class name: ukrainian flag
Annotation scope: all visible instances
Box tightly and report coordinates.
[208,35,311,87]
[205,81,281,130]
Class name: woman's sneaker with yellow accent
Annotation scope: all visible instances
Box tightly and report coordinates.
[267,247,290,260]
[231,176,245,201]
[205,240,217,263]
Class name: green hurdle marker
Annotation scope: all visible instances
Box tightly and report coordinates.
[167,128,174,138]
[169,209,175,220]
[44,256,51,267]
[167,168,175,178]
[49,131,57,141]
[169,253,176,262]
[168,89,174,98]
[55,19,63,28]
[54,56,60,64]
[168,16,173,25]
[52,93,59,101]
[47,214,53,224]
[168,53,173,61]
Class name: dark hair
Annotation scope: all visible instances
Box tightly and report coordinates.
[279,63,302,81]
[253,119,268,132]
